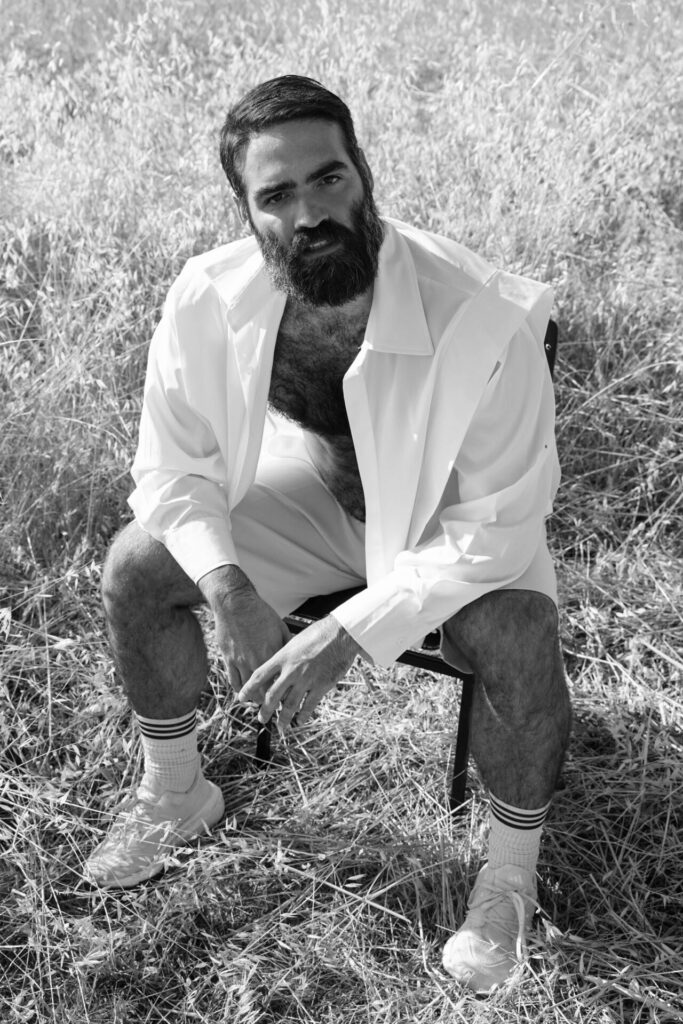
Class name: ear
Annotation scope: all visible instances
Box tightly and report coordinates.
[358,148,374,192]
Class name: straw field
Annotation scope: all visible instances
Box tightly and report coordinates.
[1,0,682,1020]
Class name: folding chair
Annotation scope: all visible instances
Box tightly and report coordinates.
[256,320,558,813]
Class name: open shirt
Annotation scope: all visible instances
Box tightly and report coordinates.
[129,218,560,666]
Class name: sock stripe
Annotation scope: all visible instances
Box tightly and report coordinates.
[139,723,196,740]
[490,795,549,831]
[491,810,546,831]
[137,711,197,740]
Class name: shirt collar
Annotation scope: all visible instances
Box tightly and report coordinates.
[223,219,433,355]
[222,240,279,331]
[363,219,433,355]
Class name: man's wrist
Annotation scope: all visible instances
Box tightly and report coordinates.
[197,563,254,605]
[328,616,365,663]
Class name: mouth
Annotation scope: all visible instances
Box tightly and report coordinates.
[300,239,342,259]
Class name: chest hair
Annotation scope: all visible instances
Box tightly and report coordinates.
[268,306,365,437]
[267,303,369,520]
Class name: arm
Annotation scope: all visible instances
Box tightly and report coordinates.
[239,325,557,727]
[128,267,243,583]
[130,269,360,719]
[132,270,308,695]
[332,322,561,665]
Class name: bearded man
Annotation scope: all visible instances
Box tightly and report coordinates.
[86,75,571,995]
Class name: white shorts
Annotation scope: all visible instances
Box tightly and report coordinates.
[230,430,367,616]
[230,428,557,619]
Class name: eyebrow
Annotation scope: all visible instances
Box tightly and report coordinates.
[253,159,349,202]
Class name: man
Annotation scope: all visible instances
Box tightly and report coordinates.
[87,75,571,994]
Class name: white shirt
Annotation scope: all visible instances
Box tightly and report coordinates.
[129,218,560,666]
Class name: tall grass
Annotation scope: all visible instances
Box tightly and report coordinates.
[1,1,682,1021]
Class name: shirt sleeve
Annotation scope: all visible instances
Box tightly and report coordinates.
[331,322,561,665]
[127,272,239,583]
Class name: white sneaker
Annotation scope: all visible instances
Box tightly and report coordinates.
[85,771,225,889]
[442,863,538,993]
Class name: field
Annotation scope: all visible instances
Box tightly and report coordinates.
[1,0,682,1020]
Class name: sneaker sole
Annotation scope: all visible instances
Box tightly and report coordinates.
[88,781,225,889]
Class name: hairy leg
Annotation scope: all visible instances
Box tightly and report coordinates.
[101,522,208,719]
[442,590,571,808]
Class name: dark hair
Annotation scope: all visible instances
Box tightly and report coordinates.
[219,75,367,202]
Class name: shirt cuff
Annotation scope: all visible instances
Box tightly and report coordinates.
[330,572,433,667]
[153,516,239,584]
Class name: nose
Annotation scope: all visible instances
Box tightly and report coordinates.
[293,194,326,231]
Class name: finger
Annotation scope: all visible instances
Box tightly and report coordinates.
[296,686,323,726]
[228,656,264,699]
[259,664,306,724]
[276,686,306,731]
[238,661,278,704]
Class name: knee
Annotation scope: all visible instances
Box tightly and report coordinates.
[101,522,163,619]
[446,590,560,683]
[102,521,203,626]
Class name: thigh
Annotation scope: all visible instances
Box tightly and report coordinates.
[230,429,367,615]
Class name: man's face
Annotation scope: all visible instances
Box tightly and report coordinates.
[239,118,383,306]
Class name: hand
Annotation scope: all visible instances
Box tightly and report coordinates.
[198,565,290,694]
[237,616,364,729]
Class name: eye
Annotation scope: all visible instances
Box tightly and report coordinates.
[320,174,341,186]
[264,191,286,207]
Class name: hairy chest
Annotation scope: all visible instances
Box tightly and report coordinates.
[268,315,363,436]
[267,311,367,520]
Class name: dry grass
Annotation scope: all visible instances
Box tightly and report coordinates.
[1,0,683,1020]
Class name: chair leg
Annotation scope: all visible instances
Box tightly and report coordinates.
[449,676,474,814]
[255,720,271,766]
[253,665,474,811]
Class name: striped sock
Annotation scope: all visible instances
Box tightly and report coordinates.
[487,793,551,873]
[136,710,200,793]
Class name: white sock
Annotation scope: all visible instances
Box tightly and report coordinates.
[487,793,550,874]
[136,709,200,792]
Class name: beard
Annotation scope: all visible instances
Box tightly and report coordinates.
[251,190,384,307]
